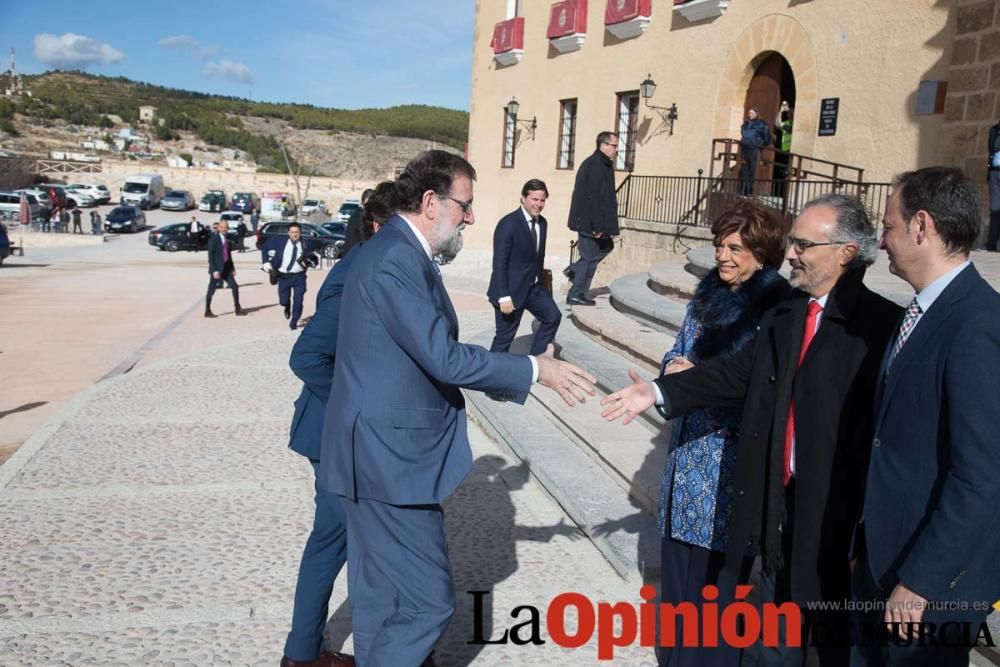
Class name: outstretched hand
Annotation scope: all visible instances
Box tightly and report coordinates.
[535,344,597,407]
[601,368,656,425]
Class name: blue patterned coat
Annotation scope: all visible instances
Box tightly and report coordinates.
[657,267,788,551]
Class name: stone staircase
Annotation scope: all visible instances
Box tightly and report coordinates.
[466,256,698,584]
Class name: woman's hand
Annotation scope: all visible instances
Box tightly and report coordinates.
[664,356,694,375]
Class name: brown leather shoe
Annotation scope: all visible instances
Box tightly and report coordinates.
[204,310,217,318]
[235,307,248,316]
[280,652,354,667]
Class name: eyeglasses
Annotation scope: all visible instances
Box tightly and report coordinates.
[786,236,847,253]
[443,195,473,215]
[603,142,619,149]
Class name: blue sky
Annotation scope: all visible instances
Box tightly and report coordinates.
[0,0,475,111]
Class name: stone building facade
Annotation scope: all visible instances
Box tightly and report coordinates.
[466,0,993,261]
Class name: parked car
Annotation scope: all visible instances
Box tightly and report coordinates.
[199,190,227,213]
[335,199,361,223]
[255,221,343,259]
[320,221,347,244]
[148,222,210,252]
[230,191,260,213]
[64,188,96,207]
[161,190,196,211]
[0,191,45,223]
[67,183,111,204]
[219,211,244,226]
[300,199,328,216]
[0,223,10,265]
[15,188,52,210]
[104,206,147,233]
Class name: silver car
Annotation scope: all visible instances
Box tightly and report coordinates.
[161,190,196,211]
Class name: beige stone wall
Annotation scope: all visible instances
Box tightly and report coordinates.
[467,0,957,258]
[69,160,377,208]
[937,0,1000,201]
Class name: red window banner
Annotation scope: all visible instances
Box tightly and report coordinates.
[491,17,525,53]
[548,0,588,39]
[604,0,651,25]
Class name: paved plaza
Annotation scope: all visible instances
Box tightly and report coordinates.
[2,213,999,665]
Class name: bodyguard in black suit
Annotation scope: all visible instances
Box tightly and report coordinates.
[852,167,1000,667]
[261,223,319,330]
[205,220,245,318]
[603,194,901,665]
[486,179,561,355]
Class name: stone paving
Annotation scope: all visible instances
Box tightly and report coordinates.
[0,280,658,666]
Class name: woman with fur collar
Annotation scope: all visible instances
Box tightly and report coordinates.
[656,200,789,667]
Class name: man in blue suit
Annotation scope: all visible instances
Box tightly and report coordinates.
[487,179,561,355]
[853,166,1000,666]
[262,223,319,330]
[281,184,394,667]
[318,150,595,667]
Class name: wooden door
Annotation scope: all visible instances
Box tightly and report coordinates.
[742,53,786,190]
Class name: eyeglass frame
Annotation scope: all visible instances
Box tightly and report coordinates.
[441,195,473,215]
[785,235,850,253]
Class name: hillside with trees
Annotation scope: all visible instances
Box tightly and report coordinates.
[10,71,468,174]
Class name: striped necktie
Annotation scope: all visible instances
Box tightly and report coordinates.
[888,297,922,369]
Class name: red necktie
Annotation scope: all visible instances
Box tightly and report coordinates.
[783,300,823,486]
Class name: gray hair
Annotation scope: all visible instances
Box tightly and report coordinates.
[800,193,878,269]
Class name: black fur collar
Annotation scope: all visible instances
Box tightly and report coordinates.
[689,266,788,362]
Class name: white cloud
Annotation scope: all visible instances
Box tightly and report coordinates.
[194,44,222,61]
[33,33,125,68]
[203,60,254,84]
[159,35,197,49]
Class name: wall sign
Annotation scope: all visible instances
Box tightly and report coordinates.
[819,98,839,137]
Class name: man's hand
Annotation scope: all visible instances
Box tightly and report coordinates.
[500,300,515,315]
[212,271,221,280]
[535,344,596,406]
[884,582,928,640]
[601,369,656,425]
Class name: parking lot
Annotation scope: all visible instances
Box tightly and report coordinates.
[0,202,341,464]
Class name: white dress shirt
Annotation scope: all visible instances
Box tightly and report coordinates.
[279,238,306,274]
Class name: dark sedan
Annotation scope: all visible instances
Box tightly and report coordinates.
[255,221,343,259]
[105,206,147,233]
[148,223,211,251]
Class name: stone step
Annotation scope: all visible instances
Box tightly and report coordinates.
[465,332,665,583]
[569,293,672,373]
[608,273,688,333]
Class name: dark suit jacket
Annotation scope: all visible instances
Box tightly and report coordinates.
[486,208,547,308]
[206,233,235,276]
[342,206,364,254]
[317,216,533,505]
[864,264,1000,612]
[568,150,619,236]
[287,247,358,461]
[657,269,901,605]
[261,237,318,272]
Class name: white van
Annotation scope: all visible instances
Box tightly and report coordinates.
[120,174,166,209]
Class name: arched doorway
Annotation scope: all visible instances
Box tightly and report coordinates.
[744,52,796,150]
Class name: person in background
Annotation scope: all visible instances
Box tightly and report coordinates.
[205,220,246,318]
[739,107,772,197]
[486,178,561,356]
[57,208,70,233]
[260,223,319,331]
[985,118,1000,251]
[652,200,788,667]
[71,205,83,234]
[250,208,260,233]
[565,131,620,306]
[236,219,248,253]
[343,188,375,254]
[89,210,101,235]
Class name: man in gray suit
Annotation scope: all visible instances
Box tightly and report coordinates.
[319,150,594,667]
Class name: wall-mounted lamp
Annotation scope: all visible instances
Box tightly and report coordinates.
[639,74,678,136]
[505,97,537,139]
